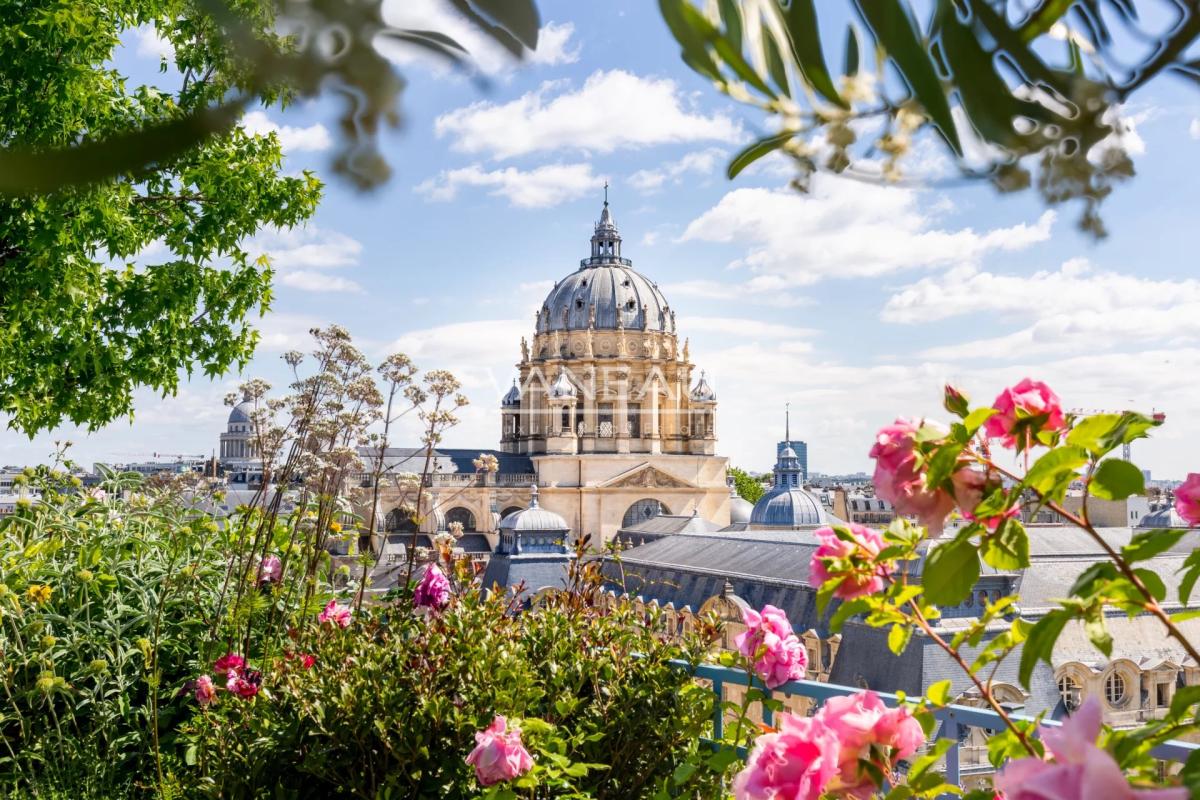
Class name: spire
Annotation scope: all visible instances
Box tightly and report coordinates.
[785,402,790,444]
[588,184,622,264]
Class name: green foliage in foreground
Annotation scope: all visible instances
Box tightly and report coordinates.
[728,466,766,505]
[0,0,321,436]
[0,472,722,799]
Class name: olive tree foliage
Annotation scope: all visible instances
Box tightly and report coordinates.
[658,0,1200,237]
[0,0,539,436]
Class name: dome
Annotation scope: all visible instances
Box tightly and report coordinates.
[537,197,671,334]
[501,380,521,407]
[730,495,754,525]
[690,370,716,402]
[541,264,670,333]
[549,370,576,398]
[499,486,569,533]
[750,486,836,528]
[780,445,798,459]
[1139,505,1190,528]
[227,396,255,425]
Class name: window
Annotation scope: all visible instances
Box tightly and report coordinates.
[560,407,570,432]
[628,403,641,438]
[1058,675,1081,711]
[1105,672,1127,707]
[1157,682,1170,707]
[598,403,614,437]
[446,507,477,533]
[622,498,668,528]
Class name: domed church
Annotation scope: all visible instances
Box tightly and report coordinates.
[346,195,732,550]
[499,196,730,541]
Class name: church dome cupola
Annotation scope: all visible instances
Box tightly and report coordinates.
[589,183,623,264]
[501,379,521,407]
[549,369,577,398]
[690,370,716,402]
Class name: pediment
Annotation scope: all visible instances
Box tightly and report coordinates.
[600,463,694,490]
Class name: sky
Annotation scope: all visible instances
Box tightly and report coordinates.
[4,0,1200,477]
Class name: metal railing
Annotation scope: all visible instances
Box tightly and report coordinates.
[682,661,1199,797]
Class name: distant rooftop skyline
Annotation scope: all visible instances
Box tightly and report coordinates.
[4,0,1200,479]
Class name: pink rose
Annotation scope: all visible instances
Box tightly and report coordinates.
[810,524,889,600]
[984,379,1066,449]
[1176,473,1200,527]
[414,563,452,610]
[873,705,924,761]
[258,555,282,584]
[318,600,353,628]
[952,468,1019,531]
[869,418,956,535]
[821,691,888,757]
[225,667,262,699]
[995,697,1187,800]
[465,715,534,787]
[734,605,808,689]
[213,652,245,674]
[733,712,840,800]
[194,674,217,707]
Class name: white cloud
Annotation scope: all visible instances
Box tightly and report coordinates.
[241,111,333,153]
[1191,119,1200,140]
[248,227,363,293]
[526,22,581,66]
[628,148,725,193]
[883,258,1200,359]
[133,24,173,60]
[416,163,600,208]
[380,0,578,75]
[434,70,742,160]
[278,271,363,293]
[679,179,1055,287]
[665,278,811,308]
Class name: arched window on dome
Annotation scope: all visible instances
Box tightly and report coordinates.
[623,499,669,528]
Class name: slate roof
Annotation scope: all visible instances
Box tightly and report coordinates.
[355,447,534,476]
[480,554,572,604]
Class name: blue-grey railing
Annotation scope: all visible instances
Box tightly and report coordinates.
[679,661,1199,796]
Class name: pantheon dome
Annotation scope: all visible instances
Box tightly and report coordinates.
[536,201,674,335]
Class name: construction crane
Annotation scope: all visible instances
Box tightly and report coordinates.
[1067,408,1166,461]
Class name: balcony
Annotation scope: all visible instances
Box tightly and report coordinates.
[682,661,1200,796]
[579,255,633,267]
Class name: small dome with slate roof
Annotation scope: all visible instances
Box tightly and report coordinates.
[1139,505,1190,528]
[498,485,569,536]
[690,370,716,402]
[501,379,521,407]
[748,410,838,529]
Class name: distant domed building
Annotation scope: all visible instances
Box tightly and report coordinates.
[748,419,839,530]
[1139,504,1190,529]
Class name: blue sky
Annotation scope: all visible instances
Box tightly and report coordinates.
[5,0,1200,477]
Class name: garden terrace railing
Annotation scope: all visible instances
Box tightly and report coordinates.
[679,661,1200,798]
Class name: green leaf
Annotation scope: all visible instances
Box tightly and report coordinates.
[672,762,697,785]
[1133,568,1166,603]
[1122,529,1186,564]
[1023,446,1089,499]
[844,24,860,75]
[1085,607,1112,657]
[888,622,912,655]
[1180,551,1200,605]
[924,441,965,491]
[707,747,739,772]
[922,534,980,606]
[853,0,961,154]
[1019,609,1072,688]
[829,597,871,633]
[778,0,847,108]
[962,407,997,436]
[761,26,792,97]
[1067,412,1162,457]
[727,131,794,179]
[925,679,951,706]
[980,518,1030,571]
[1089,459,1145,500]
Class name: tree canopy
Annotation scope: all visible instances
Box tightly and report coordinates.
[728,465,767,504]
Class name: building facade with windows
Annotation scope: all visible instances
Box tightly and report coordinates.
[357,199,731,551]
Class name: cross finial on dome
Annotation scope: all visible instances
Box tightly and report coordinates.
[604,180,608,205]
[530,484,539,508]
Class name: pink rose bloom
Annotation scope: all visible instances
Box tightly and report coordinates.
[465,715,534,787]
[734,605,808,689]
[1176,473,1200,527]
[318,600,353,628]
[873,705,925,761]
[194,674,217,707]
[299,653,316,669]
[214,652,245,674]
[226,668,262,699]
[810,524,889,600]
[984,379,1066,449]
[869,418,956,535]
[413,564,452,610]
[952,468,1019,531]
[258,555,282,584]
[995,697,1187,800]
[733,712,840,800]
